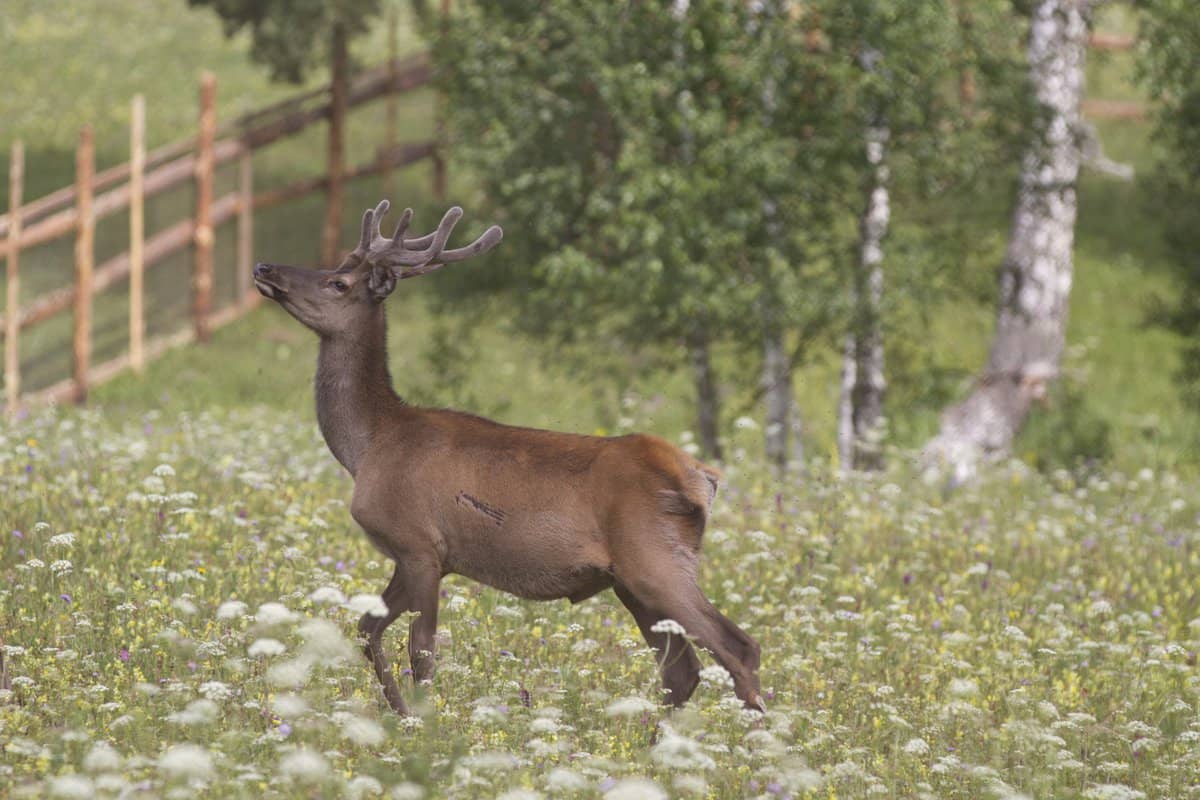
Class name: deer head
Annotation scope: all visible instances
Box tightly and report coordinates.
[253,200,503,338]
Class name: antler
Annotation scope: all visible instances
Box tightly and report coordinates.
[345,199,503,278]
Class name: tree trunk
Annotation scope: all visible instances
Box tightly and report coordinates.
[763,329,792,472]
[924,0,1091,483]
[846,121,889,471]
[321,22,348,266]
[688,327,723,462]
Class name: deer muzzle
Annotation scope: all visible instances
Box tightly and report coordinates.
[253,263,287,300]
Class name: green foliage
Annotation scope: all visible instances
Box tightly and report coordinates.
[428,0,1032,453]
[1018,379,1114,475]
[188,0,382,82]
[1135,0,1200,415]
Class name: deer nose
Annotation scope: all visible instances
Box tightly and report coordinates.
[254,263,274,280]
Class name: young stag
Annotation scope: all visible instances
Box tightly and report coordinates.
[253,200,764,714]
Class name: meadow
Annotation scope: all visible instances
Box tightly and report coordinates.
[5,4,1200,799]
[3,391,1200,799]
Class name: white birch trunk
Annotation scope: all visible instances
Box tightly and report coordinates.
[840,120,890,471]
[688,327,723,461]
[924,0,1091,483]
[755,0,800,474]
[837,333,856,470]
[763,332,792,471]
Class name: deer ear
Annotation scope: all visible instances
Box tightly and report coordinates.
[367,264,397,300]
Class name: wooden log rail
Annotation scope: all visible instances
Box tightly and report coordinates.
[0,53,430,243]
[1,51,437,412]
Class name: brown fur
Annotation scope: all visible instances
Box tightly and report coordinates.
[252,215,763,715]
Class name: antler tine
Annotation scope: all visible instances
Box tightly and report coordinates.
[369,206,463,267]
[342,200,391,266]
[355,202,504,277]
[428,225,505,264]
[390,207,414,243]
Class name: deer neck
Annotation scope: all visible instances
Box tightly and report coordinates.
[314,307,401,476]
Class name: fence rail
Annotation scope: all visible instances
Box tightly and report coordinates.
[1,52,436,413]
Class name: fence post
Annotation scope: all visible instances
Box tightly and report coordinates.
[73,126,95,405]
[194,72,216,342]
[130,94,146,371]
[322,22,348,265]
[5,141,23,417]
[431,0,451,202]
[383,2,400,197]
[237,144,255,309]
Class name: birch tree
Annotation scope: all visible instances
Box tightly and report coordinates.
[924,0,1093,483]
[434,1,849,465]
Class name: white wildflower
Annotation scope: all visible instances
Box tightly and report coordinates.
[48,775,94,799]
[347,775,384,799]
[338,713,386,747]
[50,559,73,577]
[256,602,297,626]
[673,774,708,795]
[278,748,330,782]
[267,656,314,688]
[391,782,426,800]
[605,777,668,800]
[172,597,198,616]
[308,586,347,605]
[605,696,657,717]
[153,463,176,478]
[734,416,759,430]
[545,768,588,792]
[217,600,248,620]
[903,738,931,757]
[649,619,687,636]
[157,744,214,779]
[48,533,76,549]
[698,665,734,688]
[248,638,287,658]
[83,742,123,772]
[651,725,715,770]
[461,751,519,772]
[344,594,389,618]
[948,678,978,698]
[272,694,309,718]
[497,791,544,800]
[529,717,560,735]
[165,698,219,725]
[299,618,356,664]
[1083,786,1146,800]
[1003,625,1029,643]
[199,681,233,702]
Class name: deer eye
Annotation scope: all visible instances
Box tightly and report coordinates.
[330,279,349,293]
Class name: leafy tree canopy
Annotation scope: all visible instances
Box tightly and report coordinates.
[189,0,381,82]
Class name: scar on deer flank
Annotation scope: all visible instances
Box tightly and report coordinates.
[252,199,764,715]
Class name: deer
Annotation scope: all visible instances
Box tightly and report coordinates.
[252,200,764,715]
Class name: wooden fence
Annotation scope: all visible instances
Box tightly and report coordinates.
[0,52,436,414]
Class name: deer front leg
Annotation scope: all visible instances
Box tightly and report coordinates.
[613,583,702,707]
[358,555,442,714]
[359,564,411,715]
[404,559,441,683]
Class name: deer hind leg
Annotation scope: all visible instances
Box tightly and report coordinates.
[358,556,442,714]
[613,583,702,707]
[616,562,764,711]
